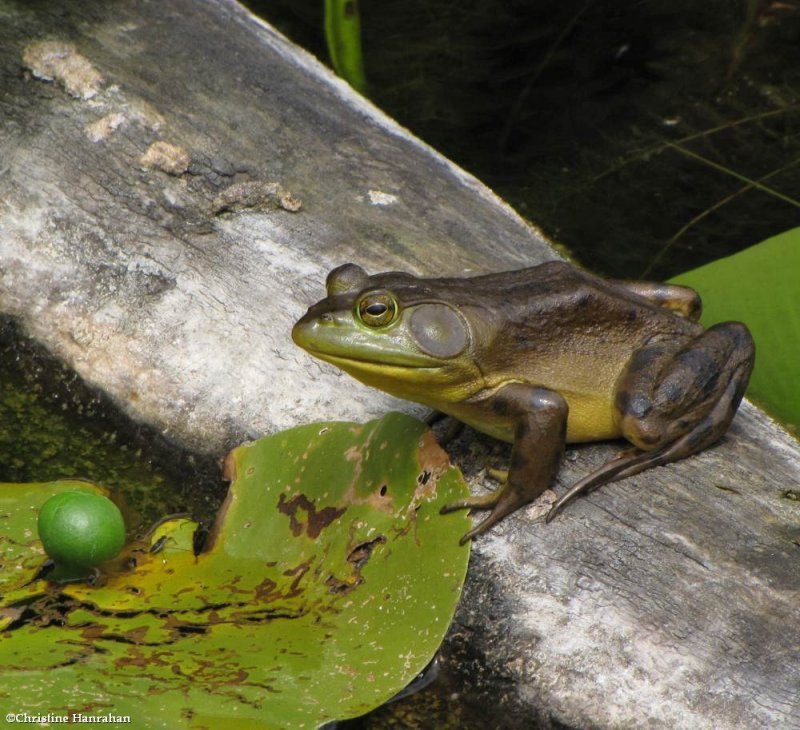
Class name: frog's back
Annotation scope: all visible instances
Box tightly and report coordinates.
[456,262,701,442]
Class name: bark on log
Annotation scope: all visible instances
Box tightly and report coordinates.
[1,2,798,728]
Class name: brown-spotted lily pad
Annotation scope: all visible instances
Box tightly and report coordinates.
[0,413,471,728]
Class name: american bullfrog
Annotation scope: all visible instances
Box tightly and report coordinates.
[292,261,754,543]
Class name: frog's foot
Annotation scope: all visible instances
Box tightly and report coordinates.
[547,322,754,521]
[545,448,652,522]
[441,482,533,545]
[441,466,528,543]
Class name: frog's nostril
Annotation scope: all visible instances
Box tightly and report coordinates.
[320,313,333,323]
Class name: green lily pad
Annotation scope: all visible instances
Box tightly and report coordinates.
[0,413,471,728]
[672,228,800,433]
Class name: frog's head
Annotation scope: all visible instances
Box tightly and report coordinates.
[292,264,483,403]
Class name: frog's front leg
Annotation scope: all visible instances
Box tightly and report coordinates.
[425,411,466,445]
[547,321,754,520]
[441,383,568,544]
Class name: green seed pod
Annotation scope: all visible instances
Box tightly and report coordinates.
[37,491,126,568]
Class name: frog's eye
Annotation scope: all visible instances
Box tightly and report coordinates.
[357,291,398,327]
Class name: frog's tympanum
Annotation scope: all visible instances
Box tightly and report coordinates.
[292,261,754,543]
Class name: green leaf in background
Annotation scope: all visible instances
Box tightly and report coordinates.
[0,413,471,728]
[671,227,800,434]
[324,0,367,92]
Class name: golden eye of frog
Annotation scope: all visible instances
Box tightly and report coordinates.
[292,261,754,543]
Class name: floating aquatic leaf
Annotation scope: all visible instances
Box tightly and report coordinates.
[0,413,471,728]
[672,227,800,433]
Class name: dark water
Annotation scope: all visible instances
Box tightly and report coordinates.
[246,0,800,280]
[0,317,223,536]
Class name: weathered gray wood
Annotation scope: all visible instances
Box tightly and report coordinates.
[1,0,545,455]
[448,400,800,729]
[1,2,798,728]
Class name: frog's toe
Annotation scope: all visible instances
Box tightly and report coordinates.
[440,489,500,514]
[486,466,509,482]
[456,490,530,545]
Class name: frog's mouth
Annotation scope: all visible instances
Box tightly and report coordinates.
[292,320,445,370]
[308,350,443,373]
[309,350,469,405]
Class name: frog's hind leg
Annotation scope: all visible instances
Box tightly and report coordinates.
[546,321,754,521]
